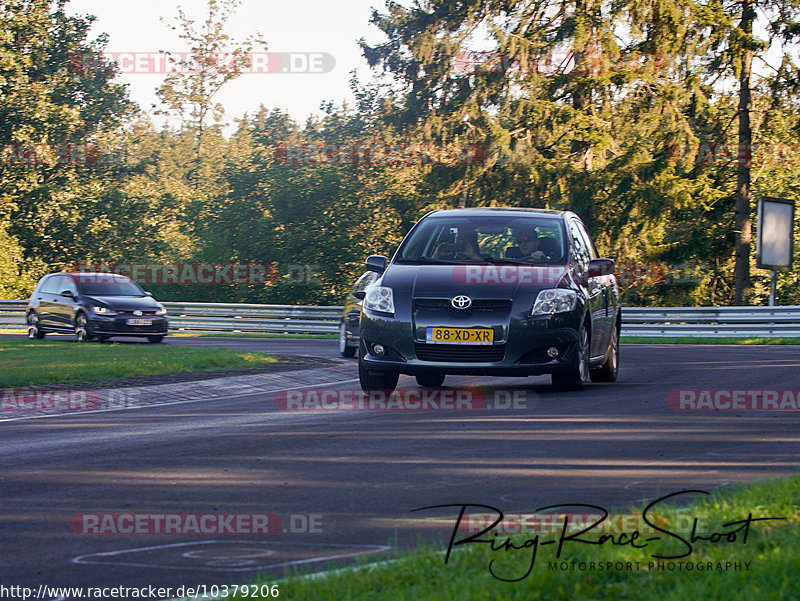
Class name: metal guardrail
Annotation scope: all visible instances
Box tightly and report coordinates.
[0,301,342,335]
[621,306,800,337]
[2,300,800,337]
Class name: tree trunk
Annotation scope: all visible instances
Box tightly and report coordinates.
[570,0,596,229]
[733,0,754,305]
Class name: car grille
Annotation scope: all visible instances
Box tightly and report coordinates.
[116,310,159,316]
[110,319,167,332]
[415,343,506,363]
[414,298,512,318]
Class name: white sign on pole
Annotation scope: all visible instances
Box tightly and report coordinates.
[756,196,794,272]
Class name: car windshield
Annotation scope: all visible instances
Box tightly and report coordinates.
[396,215,568,264]
[78,281,145,297]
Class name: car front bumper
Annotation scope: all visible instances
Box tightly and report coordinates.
[359,309,581,377]
[89,315,169,336]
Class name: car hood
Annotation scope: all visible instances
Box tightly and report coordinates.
[381,263,569,298]
[84,296,160,311]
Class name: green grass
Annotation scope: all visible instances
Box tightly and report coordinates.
[621,336,800,345]
[239,475,800,601]
[0,339,277,388]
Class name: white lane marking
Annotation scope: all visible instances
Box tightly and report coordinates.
[72,539,390,573]
[0,377,359,423]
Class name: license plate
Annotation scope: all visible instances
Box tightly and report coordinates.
[426,327,493,345]
[127,318,153,326]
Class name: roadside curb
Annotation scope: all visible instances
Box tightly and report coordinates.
[0,363,357,421]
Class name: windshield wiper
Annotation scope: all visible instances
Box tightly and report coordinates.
[482,257,532,265]
[397,257,456,265]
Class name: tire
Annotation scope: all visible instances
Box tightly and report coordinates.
[551,321,589,391]
[590,318,619,383]
[74,312,91,342]
[338,322,356,357]
[416,373,445,387]
[148,335,164,343]
[358,349,399,393]
[27,312,45,339]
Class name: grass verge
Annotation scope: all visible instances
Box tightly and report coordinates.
[0,339,276,388]
[621,336,800,345]
[239,475,800,601]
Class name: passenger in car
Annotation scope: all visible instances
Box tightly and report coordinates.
[433,229,483,260]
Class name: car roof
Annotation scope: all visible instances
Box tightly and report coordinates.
[423,207,572,220]
[45,272,133,280]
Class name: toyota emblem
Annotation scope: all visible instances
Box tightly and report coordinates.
[451,295,472,310]
[133,310,143,316]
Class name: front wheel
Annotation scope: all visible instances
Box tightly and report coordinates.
[27,312,45,339]
[358,352,398,393]
[74,313,90,343]
[148,335,164,343]
[590,320,619,383]
[552,323,589,391]
[338,323,356,357]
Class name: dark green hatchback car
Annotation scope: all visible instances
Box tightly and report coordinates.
[357,208,620,392]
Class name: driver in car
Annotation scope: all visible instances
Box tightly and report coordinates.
[515,228,548,261]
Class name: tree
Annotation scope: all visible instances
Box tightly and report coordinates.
[692,0,800,304]
[0,0,132,283]
[156,0,267,182]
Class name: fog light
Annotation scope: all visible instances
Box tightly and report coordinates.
[373,344,385,356]
[546,346,559,358]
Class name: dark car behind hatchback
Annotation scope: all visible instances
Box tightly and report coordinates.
[26,272,168,342]
[357,208,620,392]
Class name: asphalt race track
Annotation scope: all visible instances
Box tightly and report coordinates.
[2,335,800,597]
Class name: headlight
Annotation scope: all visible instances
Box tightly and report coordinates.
[532,289,577,315]
[155,304,167,315]
[92,306,115,315]
[364,286,395,314]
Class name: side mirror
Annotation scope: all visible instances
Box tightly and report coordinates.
[61,290,74,298]
[588,258,615,278]
[354,290,367,300]
[365,255,388,274]
[144,291,153,297]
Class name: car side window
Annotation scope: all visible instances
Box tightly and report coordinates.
[40,276,59,294]
[49,275,67,295]
[568,220,591,268]
[575,220,598,260]
[62,276,78,295]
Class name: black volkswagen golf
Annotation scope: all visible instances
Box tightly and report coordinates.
[358,208,620,392]
[26,272,169,343]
